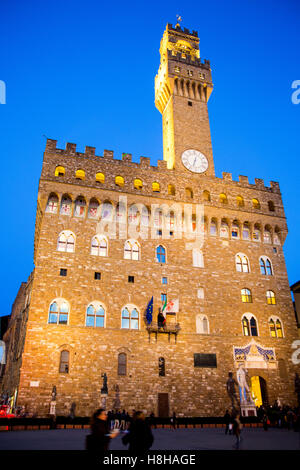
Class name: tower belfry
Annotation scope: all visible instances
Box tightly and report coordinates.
[155,23,214,175]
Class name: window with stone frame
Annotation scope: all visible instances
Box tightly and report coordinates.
[59,350,69,373]
[118,353,127,375]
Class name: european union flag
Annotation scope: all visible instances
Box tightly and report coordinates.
[146,297,153,325]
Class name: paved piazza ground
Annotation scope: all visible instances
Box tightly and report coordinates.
[0,427,299,451]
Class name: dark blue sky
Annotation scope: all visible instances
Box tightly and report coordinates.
[1,0,299,316]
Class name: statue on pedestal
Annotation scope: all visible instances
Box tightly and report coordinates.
[237,364,253,404]
[101,373,108,395]
[226,372,239,412]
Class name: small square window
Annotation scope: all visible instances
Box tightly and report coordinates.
[188,101,193,107]
[161,293,167,303]
[94,272,101,280]
[60,268,67,277]
[157,229,162,237]
[273,247,277,254]
[128,276,134,283]
[162,277,168,285]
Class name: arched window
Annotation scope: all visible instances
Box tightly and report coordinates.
[252,198,260,210]
[46,194,59,214]
[152,182,160,192]
[115,176,124,187]
[55,166,65,177]
[235,254,250,273]
[219,193,228,204]
[134,178,143,190]
[74,196,86,218]
[242,223,250,240]
[185,187,193,199]
[242,317,250,336]
[121,306,139,329]
[236,195,244,207]
[88,199,100,219]
[91,236,108,257]
[242,315,258,336]
[253,224,261,242]
[260,257,273,275]
[57,231,75,253]
[128,205,139,225]
[268,201,275,212]
[96,172,105,183]
[266,290,276,305]
[168,184,175,195]
[231,221,240,239]
[196,315,209,334]
[60,195,72,216]
[210,219,217,236]
[203,190,211,202]
[241,288,252,303]
[263,226,272,244]
[220,220,229,238]
[48,299,69,325]
[118,353,127,375]
[269,317,283,338]
[274,227,281,245]
[100,201,113,221]
[59,350,69,373]
[124,240,140,260]
[86,302,105,327]
[156,245,166,263]
[75,169,85,180]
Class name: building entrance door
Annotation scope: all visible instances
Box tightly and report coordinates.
[158,393,169,418]
[250,376,268,408]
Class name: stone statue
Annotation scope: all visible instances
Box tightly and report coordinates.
[51,386,57,402]
[226,372,239,411]
[101,373,108,395]
[236,364,252,403]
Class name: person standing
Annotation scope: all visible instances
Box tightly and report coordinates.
[86,408,118,454]
[122,411,154,454]
[232,414,242,449]
[170,411,177,431]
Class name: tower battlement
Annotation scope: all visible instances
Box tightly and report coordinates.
[167,23,198,38]
[167,49,211,69]
[44,139,280,194]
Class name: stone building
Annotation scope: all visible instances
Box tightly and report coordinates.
[1,22,299,417]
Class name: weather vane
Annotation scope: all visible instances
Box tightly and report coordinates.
[176,15,182,27]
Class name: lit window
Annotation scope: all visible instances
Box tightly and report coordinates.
[252,198,260,210]
[242,315,258,336]
[241,288,252,303]
[266,290,276,305]
[236,196,244,207]
[86,303,105,327]
[219,193,228,204]
[185,187,193,199]
[75,169,85,180]
[55,166,65,177]
[134,178,143,190]
[152,182,160,192]
[115,176,125,187]
[269,317,283,338]
[96,172,105,183]
[121,306,139,329]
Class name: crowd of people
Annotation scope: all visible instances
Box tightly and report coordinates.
[257,403,300,431]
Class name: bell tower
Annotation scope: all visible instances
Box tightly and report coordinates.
[155,22,215,176]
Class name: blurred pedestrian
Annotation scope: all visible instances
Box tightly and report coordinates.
[232,414,242,449]
[86,408,118,454]
[122,411,154,454]
[170,411,177,431]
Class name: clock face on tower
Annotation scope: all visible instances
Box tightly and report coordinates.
[181,149,209,173]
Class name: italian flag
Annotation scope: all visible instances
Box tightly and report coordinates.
[161,299,167,318]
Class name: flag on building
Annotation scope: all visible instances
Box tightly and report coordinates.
[161,298,167,318]
[146,297,153,324]
[166,299,179,313]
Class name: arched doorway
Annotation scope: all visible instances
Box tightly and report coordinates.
[250,376,268,407]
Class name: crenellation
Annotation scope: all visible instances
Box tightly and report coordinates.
[157,160,168,170]
[66,142,77,155]
[255,178,265,188]
[139,156,151,168]
[122,153,132,163]
[222,172,232,181]
[85,146,96,157]
[270,181,281,193]
[238,175,249,185]
[45,138,57,151]
[103,149,114,159]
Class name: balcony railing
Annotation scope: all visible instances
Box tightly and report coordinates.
[146,322,181,342]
